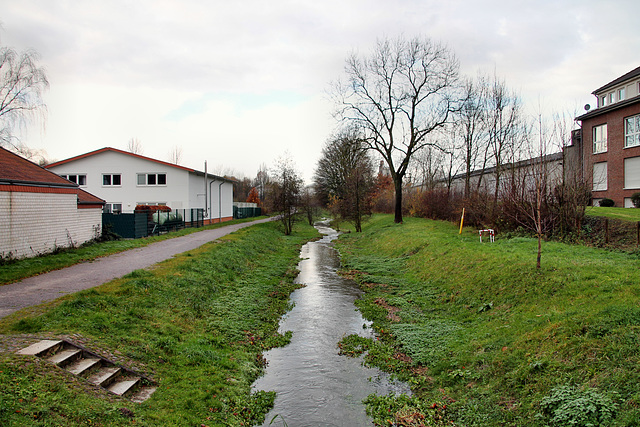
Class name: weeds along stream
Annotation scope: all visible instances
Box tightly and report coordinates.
[252,222,409,426]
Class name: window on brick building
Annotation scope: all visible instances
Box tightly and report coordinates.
[619,87,626,101]
[625,114,640,148]
[593,162,607,191]
[593,124,607,153]
[624,156,640,189]
[103,174,121,186]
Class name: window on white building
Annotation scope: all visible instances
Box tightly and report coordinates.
[593,124,608,153]
[102,174,121,186]
[61,174,87,185]
[609,92,615,104]
[625,114,640,148]
[619,87,626,101]
[104,203,122,214]
[137,173,167,186]
[600,95,607,107]
[593,162,608,191]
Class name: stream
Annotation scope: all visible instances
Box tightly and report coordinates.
[252,222,410,426]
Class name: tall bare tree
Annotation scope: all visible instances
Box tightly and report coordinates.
[486,74,524,208]
[0,46,48,151]
[314,128,375,232]
[334,36,462,223]
[268,155,303,235]
[127,137,144,155]
[253,163,270,206]
[457,74,490,198]
[168,145,183,164]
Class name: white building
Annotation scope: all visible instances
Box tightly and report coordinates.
[0,147,104,259]
[46,147,235,222]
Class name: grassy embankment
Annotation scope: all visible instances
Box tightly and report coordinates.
[586,206,640,222]
[0,220,318,426]
[0,217,267,286]
[337,214,640,426]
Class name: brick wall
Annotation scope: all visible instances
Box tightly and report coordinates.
[0,190,102,259]
[582,101,640,206]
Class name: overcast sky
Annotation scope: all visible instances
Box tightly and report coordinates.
[2,0,639,183]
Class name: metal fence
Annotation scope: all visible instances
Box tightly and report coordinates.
[233,205,262,219]
[103,208,205,239]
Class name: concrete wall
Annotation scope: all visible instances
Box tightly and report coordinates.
[0,189,102,259]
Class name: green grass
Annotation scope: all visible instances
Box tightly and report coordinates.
[0,217,268,286]
[336,214,640,426]
[0,220,318,426]
[586,206,640,222]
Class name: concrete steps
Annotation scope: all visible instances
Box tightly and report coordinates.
[17,339,156,402]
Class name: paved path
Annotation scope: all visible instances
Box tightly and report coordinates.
[0,218,274,319]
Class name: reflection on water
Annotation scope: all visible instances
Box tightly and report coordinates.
[252,223,410,426]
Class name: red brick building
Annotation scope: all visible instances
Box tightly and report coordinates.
[575,66,640,207]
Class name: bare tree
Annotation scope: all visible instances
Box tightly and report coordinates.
[314,128,375,232]
[127,137,144,154]
[486,74,524,209]
[0,46,49,151]
[253,163,270,206]
[233,177,252,202]
[168,145,183,164]
[268,155,303,235]
[457,74,490,198]
[334,36,462,223]
[299,186,319,226]
[409,145,440,191]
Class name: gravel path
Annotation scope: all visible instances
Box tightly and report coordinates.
[0,218,274,319]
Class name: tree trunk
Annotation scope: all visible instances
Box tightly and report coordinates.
[394,177,403,223]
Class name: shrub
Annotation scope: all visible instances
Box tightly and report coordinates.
[599,198,615,207]
[406,188,459,222]
[539,385,617,426]
[631,192,640,208]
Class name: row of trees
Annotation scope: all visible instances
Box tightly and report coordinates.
[311,35,590,268]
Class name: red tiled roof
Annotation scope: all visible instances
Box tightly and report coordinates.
[77,187,105,205]
[0,147,104,207]
[0,147,76,186]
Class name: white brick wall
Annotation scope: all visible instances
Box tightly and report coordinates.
[0,191,102,259]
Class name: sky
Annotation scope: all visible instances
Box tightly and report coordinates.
[1,0,639,184]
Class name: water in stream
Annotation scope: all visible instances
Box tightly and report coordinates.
[252,223,410,426]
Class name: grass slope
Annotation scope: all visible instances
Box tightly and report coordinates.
[0,217,267,286]
[0,221,318,426]
[336,214,640,426]
[586,206,640,222]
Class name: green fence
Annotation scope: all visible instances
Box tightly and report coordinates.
[233,206,262,219]
[103,213,148,239]
[103,209,205,239]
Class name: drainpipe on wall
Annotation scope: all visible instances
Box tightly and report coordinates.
[204,161,208,220]
[219,181,224,223]
[209,179,215,223]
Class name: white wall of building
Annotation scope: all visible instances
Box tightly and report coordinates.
[49,151,194,213]
[48,150,235,219]
[0,191,101,259]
